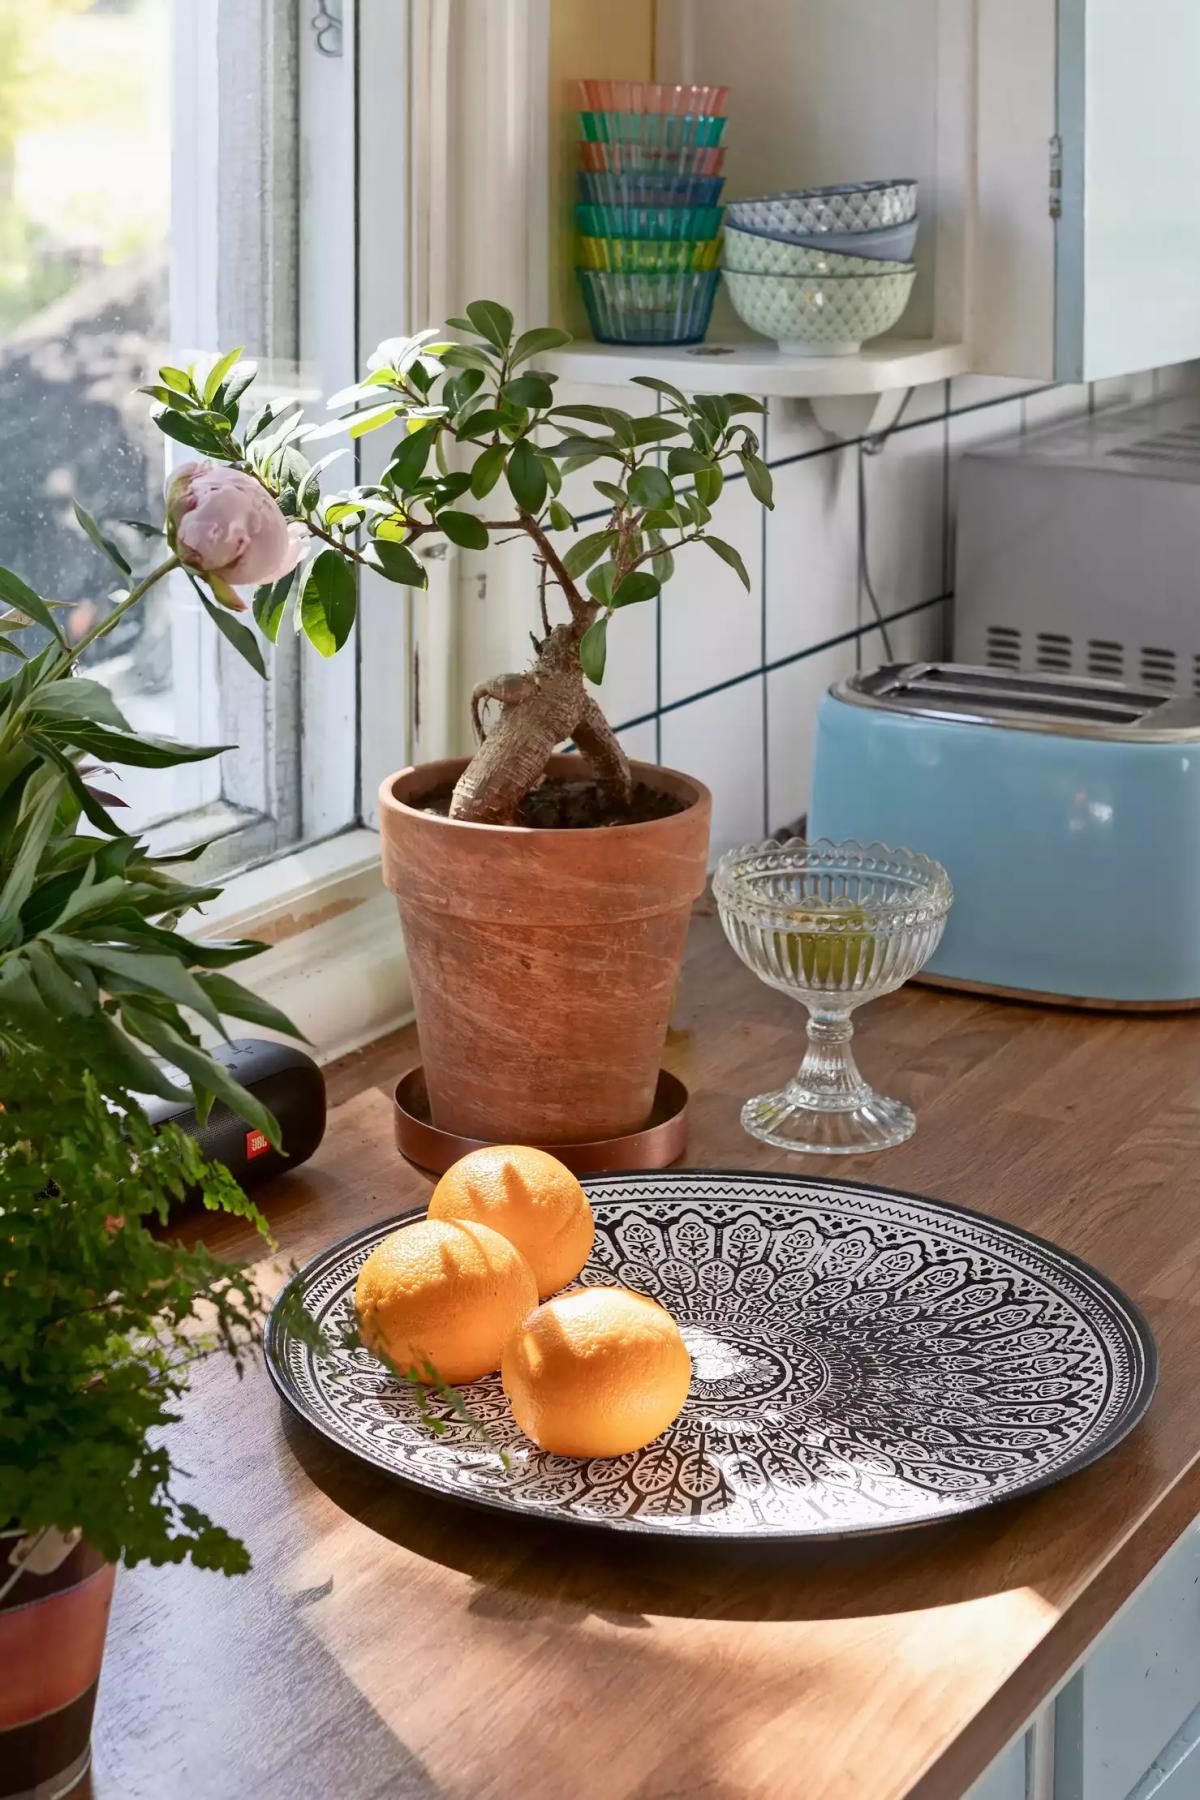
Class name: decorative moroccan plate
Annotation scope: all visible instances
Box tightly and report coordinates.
[265,1172,1157,1540]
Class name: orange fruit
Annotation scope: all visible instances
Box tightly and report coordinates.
[501,1286,692,1458]
[428,1145,594,1300]
[354,1218,537,1385]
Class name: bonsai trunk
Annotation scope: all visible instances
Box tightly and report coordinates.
[448,516,633,825]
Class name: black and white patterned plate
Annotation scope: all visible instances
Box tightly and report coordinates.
[265,1172,1157,1540]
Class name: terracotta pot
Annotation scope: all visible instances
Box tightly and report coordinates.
[379,756,711,1144]
[0,1533,115,1798]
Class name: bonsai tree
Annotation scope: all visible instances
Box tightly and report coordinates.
[141,301,774,823]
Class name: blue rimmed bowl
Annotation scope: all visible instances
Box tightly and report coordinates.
[726,214,918,264]
[728,181,917,235]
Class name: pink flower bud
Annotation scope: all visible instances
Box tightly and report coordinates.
[165,462,304,589]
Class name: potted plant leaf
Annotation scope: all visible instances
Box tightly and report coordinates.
[138,305,773,1149]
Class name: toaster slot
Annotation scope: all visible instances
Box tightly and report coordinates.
[841,660,1200,739]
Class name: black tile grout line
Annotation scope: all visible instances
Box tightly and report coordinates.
[611,591,951,736]
[568,383,1046,529]
[760,403,770,836]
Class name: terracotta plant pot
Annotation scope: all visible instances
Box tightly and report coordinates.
[0,1533,115,1798]
[379,756,711,1144]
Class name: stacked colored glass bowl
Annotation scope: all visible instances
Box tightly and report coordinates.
[574,80,729,346]
[722,180,919,355]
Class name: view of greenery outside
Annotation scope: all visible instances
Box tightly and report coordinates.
[0,0,178,824]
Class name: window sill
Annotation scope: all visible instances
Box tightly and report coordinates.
[194,828,413,1063]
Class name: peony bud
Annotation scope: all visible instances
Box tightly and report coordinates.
[165,462,304,596]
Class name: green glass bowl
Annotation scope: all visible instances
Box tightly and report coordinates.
[578,235,722,273]
[579,110,727,149]
[575,203,724,242]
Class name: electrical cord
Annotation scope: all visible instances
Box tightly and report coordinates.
[856,386,915,662]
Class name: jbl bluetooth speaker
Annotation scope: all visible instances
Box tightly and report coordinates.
[140,1037,327,1187]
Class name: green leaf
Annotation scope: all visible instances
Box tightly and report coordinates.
[299,550,357,656]
[371,540,427,588]
[438,344,497,375]
[386,422,438,490]
[702,534,751,591]
[547,500,574,531]
[0,566,67,644]
[202,346,245,407]
[630,374,690,406]
[0,771,66,944]
[648,530,675,584]
[579,616,608,684]
[585,562,615,605]
[196,971,306,1041]
[119,1004,284,1147]
[199,592,268,677]
[548,404,618,425]
[510,326,571,366]
[739,452,775,508]
[592,479,627,507]
[627,465,673,510]
[24,733,124,836]
[538,452,563,497]
[27,678,131,731]
[694,464,724,506]
[694,394,733,433]
[561,529,617,579]
[506,439,547,513]
[437,509,489,550]
[641,506,683,531]
[152,407,230,457]
[501,373,555,409]
[158,364,194,395]
[252,570,296,643]
[37,722,228,768]
[442,368,485,413]
[629,416,687,444]
[666,446,712,476]
[611,571,660,607]
[724,393,768,415]
[464,299,514,352]
[469,442,507,499]
[52,941,224,1035]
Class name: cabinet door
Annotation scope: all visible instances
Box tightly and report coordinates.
[1055,0,1200,380]
[976,0,1200,383]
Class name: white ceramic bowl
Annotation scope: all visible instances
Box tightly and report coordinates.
[724,225,907,278]
[724,267,917,356]
[727,181,917,235]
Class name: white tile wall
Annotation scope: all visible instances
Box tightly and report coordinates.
[660,476,764,707]
[660,678,765,859]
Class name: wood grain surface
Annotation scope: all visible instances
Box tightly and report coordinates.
[85,906,1200,1800]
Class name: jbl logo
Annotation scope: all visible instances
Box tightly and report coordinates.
[245,1129,271,1160]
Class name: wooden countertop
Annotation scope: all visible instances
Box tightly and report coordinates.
[87,909,1200,1800]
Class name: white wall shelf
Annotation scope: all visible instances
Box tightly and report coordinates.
[547,336,969,434]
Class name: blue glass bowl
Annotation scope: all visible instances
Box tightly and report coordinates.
[575,202,724,241]
[578,171,725,209]
[576,269,721,346]
[579,110,727,149]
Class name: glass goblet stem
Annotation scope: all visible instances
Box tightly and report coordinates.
[789,1007,872,1112]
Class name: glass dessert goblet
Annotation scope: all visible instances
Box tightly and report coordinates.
[714,838,953,1154]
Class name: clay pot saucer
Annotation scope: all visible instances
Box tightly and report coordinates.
[392,1065,688,1176]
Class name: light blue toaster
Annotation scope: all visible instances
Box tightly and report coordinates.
[807,662,1200,1007]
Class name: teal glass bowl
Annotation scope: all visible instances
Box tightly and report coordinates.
[579,110,727,149]
[575,202,724,241]
[576,268,720,346]
[578,171,725,208]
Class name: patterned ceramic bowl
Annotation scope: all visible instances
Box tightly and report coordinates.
[579,111,727,150]
[579,235,723,274]
[725,215,919,263]
[723,225,903,278]
[577,80,730,116]
[724,267,916,356]
[578,171,725,209]
[580,141,726,178]
[728,181,917,235]
[576,202,725,241]
[576,269,721,346]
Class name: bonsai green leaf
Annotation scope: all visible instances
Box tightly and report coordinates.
[694,394,732,433]
[198,593,268,678]
[724,393,768,415]
[544,433,624,462]
[455,406,512,441]
[372,541,427,588]
[252,570,297,643]
[300,550,357,657]
[702,534,751,591]
[579,615,608,684]
[72,501,132,578]
[738,451,775,509]
[666,446,711,476]
[442,368,486,413]
[592,480,627,506]
[630,374,690,407]
[585,562,615,604]
[438,344,497,375]
[629,416,687,444]
[694,465,724,506]
[387,421,439,490]
[547,500,574,530]
[511,326,571,365]
[502,373,555,409]
[202,347,245,407]
[196,971,306,1042]
[640,506,683,531]
[0,568,66,645]
[561,529,617,579]
[27,679,132,731]
[507,439,547,513]
[611,571,660,608]
[438,510,489,551]
[648,530,675,583]
[464,299,514,352]
[469,442,507,498]
[548,403,615,426]
[537,453,562,497]
[627,465,673,510]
